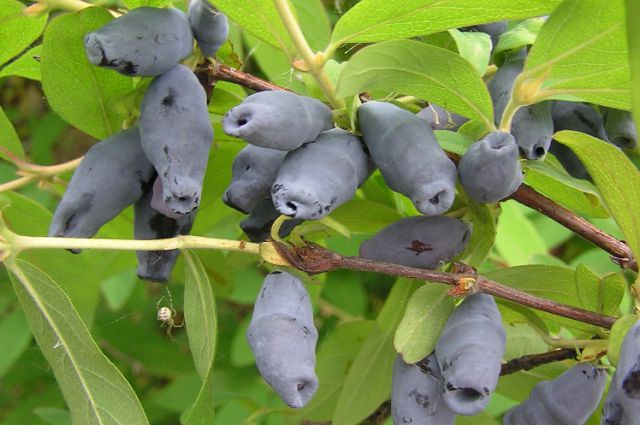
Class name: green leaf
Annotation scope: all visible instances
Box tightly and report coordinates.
[459,192,498,268]
[607,314,637,366]
[0,105,24,161]
[183,250,217,378]
[121,0,170,8]
[448,29,492,76]
[332,278,420,425]
[487,265,598,332]
[100,269,137,312]
[337,40,495,129]
[299,320,376,422]
[0,0,47,67]
[554,130,640,264]
[0,44,42,81]
[0,307,32,378]
[494,201,547,266]
[575,265,624,317]
[525,0,630,108]
[41,8,134,139]
[494,17,545,58]
[183,250,217,425]
[213,0,294,55]
[8,259,150,425]
[2,191,101,326]
[626,0,640,155]
[503,322,548,360]
[330,0,562,46]
[524,157,610,219]
[329,199,402,234]
[292,0,331,52]
[394,283,454,363]
[33,407,72,425]
[434,129,475,155]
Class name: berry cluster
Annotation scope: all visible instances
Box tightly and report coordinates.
[45,8,640,423]
[49,3,228,282]
[392,293,505,423]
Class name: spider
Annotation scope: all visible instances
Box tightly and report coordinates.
[156,288,183,337]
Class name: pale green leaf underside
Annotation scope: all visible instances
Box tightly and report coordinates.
[183,250,217,425]
[331,0,562,46]
[337,40,494,128]
[9,259,149,425]
[394,284,454,363]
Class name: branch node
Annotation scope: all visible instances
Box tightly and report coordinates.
[272,241,341,274]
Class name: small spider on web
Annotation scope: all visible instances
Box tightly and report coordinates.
[156,286,184,337]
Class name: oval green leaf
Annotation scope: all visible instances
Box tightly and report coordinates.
[41,8,134,139]
[213,0,294,56]
[8,259,150,425]
[607,314,637,366]
[183,250,217,425]
[394,283,454,363]
[337,40,494,129]
[330,0,562,46]
[0,0,47,67]
[525,0,630,109]
[332,278,420,425]
[554,130,640,263]
[0,105,24,161]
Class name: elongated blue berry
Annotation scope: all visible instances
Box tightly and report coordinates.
[435,293,506,415]
[602,107,637,149]
[358,101,457,216]
[247,271,318,408]
[504,363,606,425]
[458,131,522,203]
[223,91,333,151]
[359,216,471,270]
[188,0,229,57]
[49,127,155,249]
[140,64,213,216]
[271,128,371,219]
[392,354,456,425]
[602,319,640,425]
[84,7,193,76]
[223,145,287,214]
[134,180,196,282]
[489,49,553,160]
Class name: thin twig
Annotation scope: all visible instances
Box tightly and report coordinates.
[511,184,637,271]
[500,348,577,375]
[273,241,617,329]
[208,63,285,93]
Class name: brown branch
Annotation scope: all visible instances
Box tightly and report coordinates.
[511,184,637,271]
[202,64,637,273]
[500,348,577,376]
[273,241,617,329]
